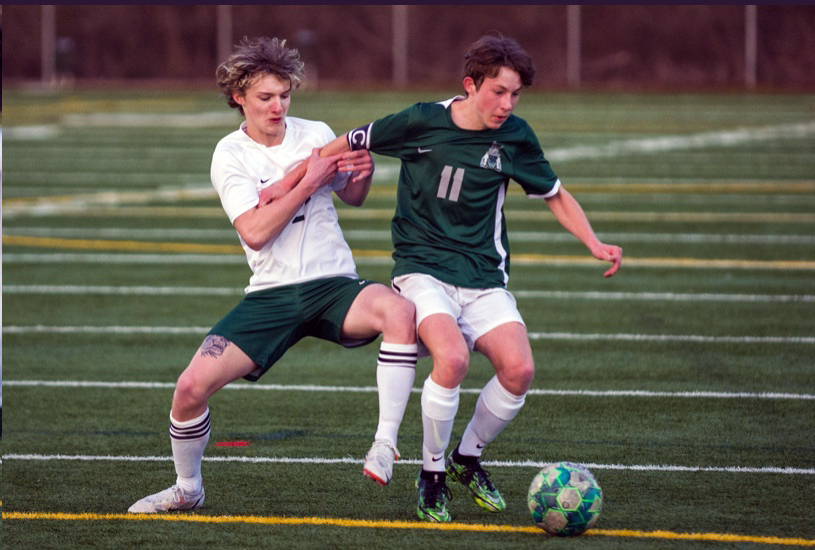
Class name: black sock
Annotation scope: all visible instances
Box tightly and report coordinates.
[420,469,446,483]
[452,444,479,465]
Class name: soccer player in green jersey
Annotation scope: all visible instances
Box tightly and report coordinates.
[263,33,623,523]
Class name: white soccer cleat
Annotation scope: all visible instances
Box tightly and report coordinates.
[363,440,399,486]
[128,484,205,514]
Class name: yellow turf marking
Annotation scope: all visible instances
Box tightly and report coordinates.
[5,235,815,271]
[4,512,815,546]
[512,253,815,271]
[2,236,243,255]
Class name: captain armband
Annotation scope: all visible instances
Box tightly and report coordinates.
[347,124,372,151]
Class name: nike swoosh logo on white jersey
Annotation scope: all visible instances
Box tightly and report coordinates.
[418,148,433,153]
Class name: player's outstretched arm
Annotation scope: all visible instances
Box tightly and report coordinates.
[545,187,623,278]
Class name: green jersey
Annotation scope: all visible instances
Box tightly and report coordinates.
[349,98,561,288]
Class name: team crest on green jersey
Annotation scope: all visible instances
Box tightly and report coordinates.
[480,142,504,172]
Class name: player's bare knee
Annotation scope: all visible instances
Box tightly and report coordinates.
[385,296,416,338]
[501,360,535,395]
[173,372,208,415]
[433,345,470,380]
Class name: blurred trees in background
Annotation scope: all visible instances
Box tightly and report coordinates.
[4,5,814,90]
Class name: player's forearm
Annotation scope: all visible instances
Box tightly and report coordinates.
[278,161,307,192]
[234,186,312,250]
[336,166,373,207]
[545,188,603,253]
[271,139,343,194]
[320,134,353,157]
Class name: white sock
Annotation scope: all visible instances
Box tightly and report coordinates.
[373,342,418,449]
[421,376,460,472]
[458,376,526,457]
[170,407,210,494]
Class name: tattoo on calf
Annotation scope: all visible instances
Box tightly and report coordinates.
[200,334,231,358]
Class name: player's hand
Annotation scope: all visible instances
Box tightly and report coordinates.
[338,150,374,183]
[258,181,287,206]
[301,148,342,193]
[592,243,623,278]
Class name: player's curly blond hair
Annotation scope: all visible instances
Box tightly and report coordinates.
[216,36,305,115]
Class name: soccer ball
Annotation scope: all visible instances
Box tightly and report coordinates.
[527,461,603,536]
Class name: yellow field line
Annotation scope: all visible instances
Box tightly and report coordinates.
[2,235,243,254]
[5,235,815,270]
[4,512,815,546]
[511,253,815,271]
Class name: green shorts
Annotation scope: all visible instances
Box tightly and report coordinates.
[210,276,379,382]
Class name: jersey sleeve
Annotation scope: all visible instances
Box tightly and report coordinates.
[347,104,417,159]
[210,147,259,224]
[512,125,561,199]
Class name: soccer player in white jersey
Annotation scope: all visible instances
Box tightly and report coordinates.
[290,33,623,522]
[128,37,418,514]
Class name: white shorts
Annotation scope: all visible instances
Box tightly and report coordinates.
[392,273,525,352]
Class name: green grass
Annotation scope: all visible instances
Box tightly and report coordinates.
[3,87,815,548]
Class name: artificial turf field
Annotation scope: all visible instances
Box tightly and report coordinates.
[2,88,814,548]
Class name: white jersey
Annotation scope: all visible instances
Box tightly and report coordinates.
[211,117,357,294]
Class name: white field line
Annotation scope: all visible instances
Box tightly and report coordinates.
[2,453,813,476]
[5,285,813,304]
[6,227,815,245]
[527,333,815,344]
[544,120,815,162]
[5,119,814,218]
[61,112,239,127]
[513,290,815,303]
[5,380,814,400]
[3,325,814,344]
[4,285,244,296]
[3,112,237,136]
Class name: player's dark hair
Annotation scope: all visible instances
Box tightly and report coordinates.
[463,33,535,90]
[216,36,305,115]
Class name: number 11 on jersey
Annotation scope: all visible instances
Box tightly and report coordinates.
[437,166,465,202]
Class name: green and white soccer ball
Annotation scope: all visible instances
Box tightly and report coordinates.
[527,461,603,536]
